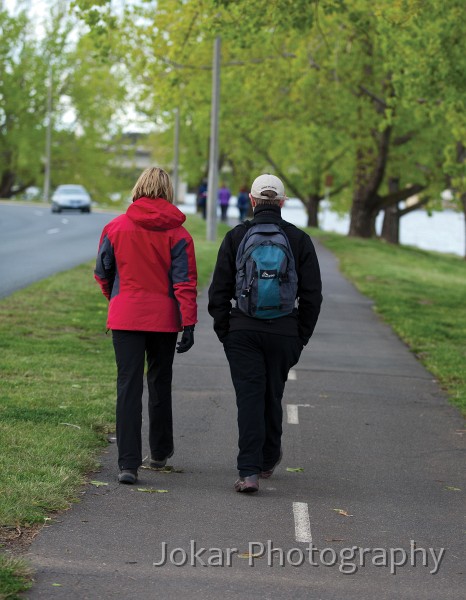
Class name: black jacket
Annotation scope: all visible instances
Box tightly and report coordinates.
[208,205,322,343]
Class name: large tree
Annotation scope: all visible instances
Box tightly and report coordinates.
[0,9,54,197]
[0,4,133,202]
[74,0,465,239]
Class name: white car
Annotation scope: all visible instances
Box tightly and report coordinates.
[51,185,92,213]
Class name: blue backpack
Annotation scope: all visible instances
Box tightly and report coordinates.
[235,223,298,319]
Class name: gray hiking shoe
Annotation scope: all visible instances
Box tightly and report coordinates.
[149,448,174,469]
[234,474,259,493]
[118,469,138,484]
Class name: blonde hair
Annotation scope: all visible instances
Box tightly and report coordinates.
[131,167,174,203]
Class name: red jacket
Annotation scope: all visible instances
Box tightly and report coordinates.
[95,197,197,331]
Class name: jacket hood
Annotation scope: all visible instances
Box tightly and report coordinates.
[126,197,186,231]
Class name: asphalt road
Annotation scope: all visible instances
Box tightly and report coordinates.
[0,202,119,298]
[25,241,465,599]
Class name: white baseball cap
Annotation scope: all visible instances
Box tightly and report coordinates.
[250,174,285,200]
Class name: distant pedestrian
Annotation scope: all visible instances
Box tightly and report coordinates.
[218,183,231,222]
[208,174,322,493]
[196,179,207,220]
[237,186,250,221]
[95,167,198,484]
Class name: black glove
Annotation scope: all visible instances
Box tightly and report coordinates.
[217,330,229,343]
[176,325,195,353]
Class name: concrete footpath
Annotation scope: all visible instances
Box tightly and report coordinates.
[26,241,465,599]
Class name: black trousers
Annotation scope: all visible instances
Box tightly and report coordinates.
[223,330,303,477]
[112,330,178,470]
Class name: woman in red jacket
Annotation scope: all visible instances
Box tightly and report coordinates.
[95,167,198,484]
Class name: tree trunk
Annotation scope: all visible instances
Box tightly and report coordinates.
[349,149,375,237]
[349,195,377,237]
[0,169,15,198]
[306,194,320,228]
[381,203,400,243]
[349,120,392,238]
[461,192,466,260]
[381,177,400,244]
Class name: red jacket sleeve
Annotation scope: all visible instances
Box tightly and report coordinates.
[94,228,115,301]
[170,228,198,326]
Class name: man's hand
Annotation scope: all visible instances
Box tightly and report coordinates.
[176,325,195,353]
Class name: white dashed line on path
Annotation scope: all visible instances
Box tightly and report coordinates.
[287,405,299,424]
[286,404,311,424]
[46,228,60,235]
[293,502,312,543]
[288,369,297,380]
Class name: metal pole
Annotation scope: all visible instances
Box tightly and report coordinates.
[206,36,221,242]
[43,66,53,203]
[173,107,180,204]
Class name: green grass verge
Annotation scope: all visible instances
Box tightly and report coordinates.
[0,214,227,594]
[310,229,466,414]
[0,555,32,599]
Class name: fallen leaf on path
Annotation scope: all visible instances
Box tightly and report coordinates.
[89,481,108,487]
[136,488,168,493]
[325,538,345,542]
[444,486,461,491]
[238,552,263,559]
[140,465,184,473]
[52,583,62,587]
[286,467,304,472]
[332,508,353,517]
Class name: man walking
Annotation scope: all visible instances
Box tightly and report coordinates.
[208,174,322,493]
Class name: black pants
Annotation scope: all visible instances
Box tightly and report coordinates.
[112,330,178,470]
[220,204,228,222]
[223,330,303,477]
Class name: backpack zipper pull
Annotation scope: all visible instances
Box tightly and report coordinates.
[241,275,255,298]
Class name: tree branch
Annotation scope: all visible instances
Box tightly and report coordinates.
[393,131,416,146]
[330,181,349,196]
[358,85,387,108]
[367,125,392,203]
[322,147,348,172]
[399,196,430,216]
[242,134,305,201]
[153,53,296,71]
[378,183,427,209]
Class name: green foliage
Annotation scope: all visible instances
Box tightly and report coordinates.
[0,6,134,203]
[50,33,134,202]
[7,1,466,226]
[0,9,50,196]
[375,0,466,193]
[104,0,463,226]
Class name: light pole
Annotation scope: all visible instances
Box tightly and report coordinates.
[206,36,221,242]
[173,107,180,204]
[43,66,53,203]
